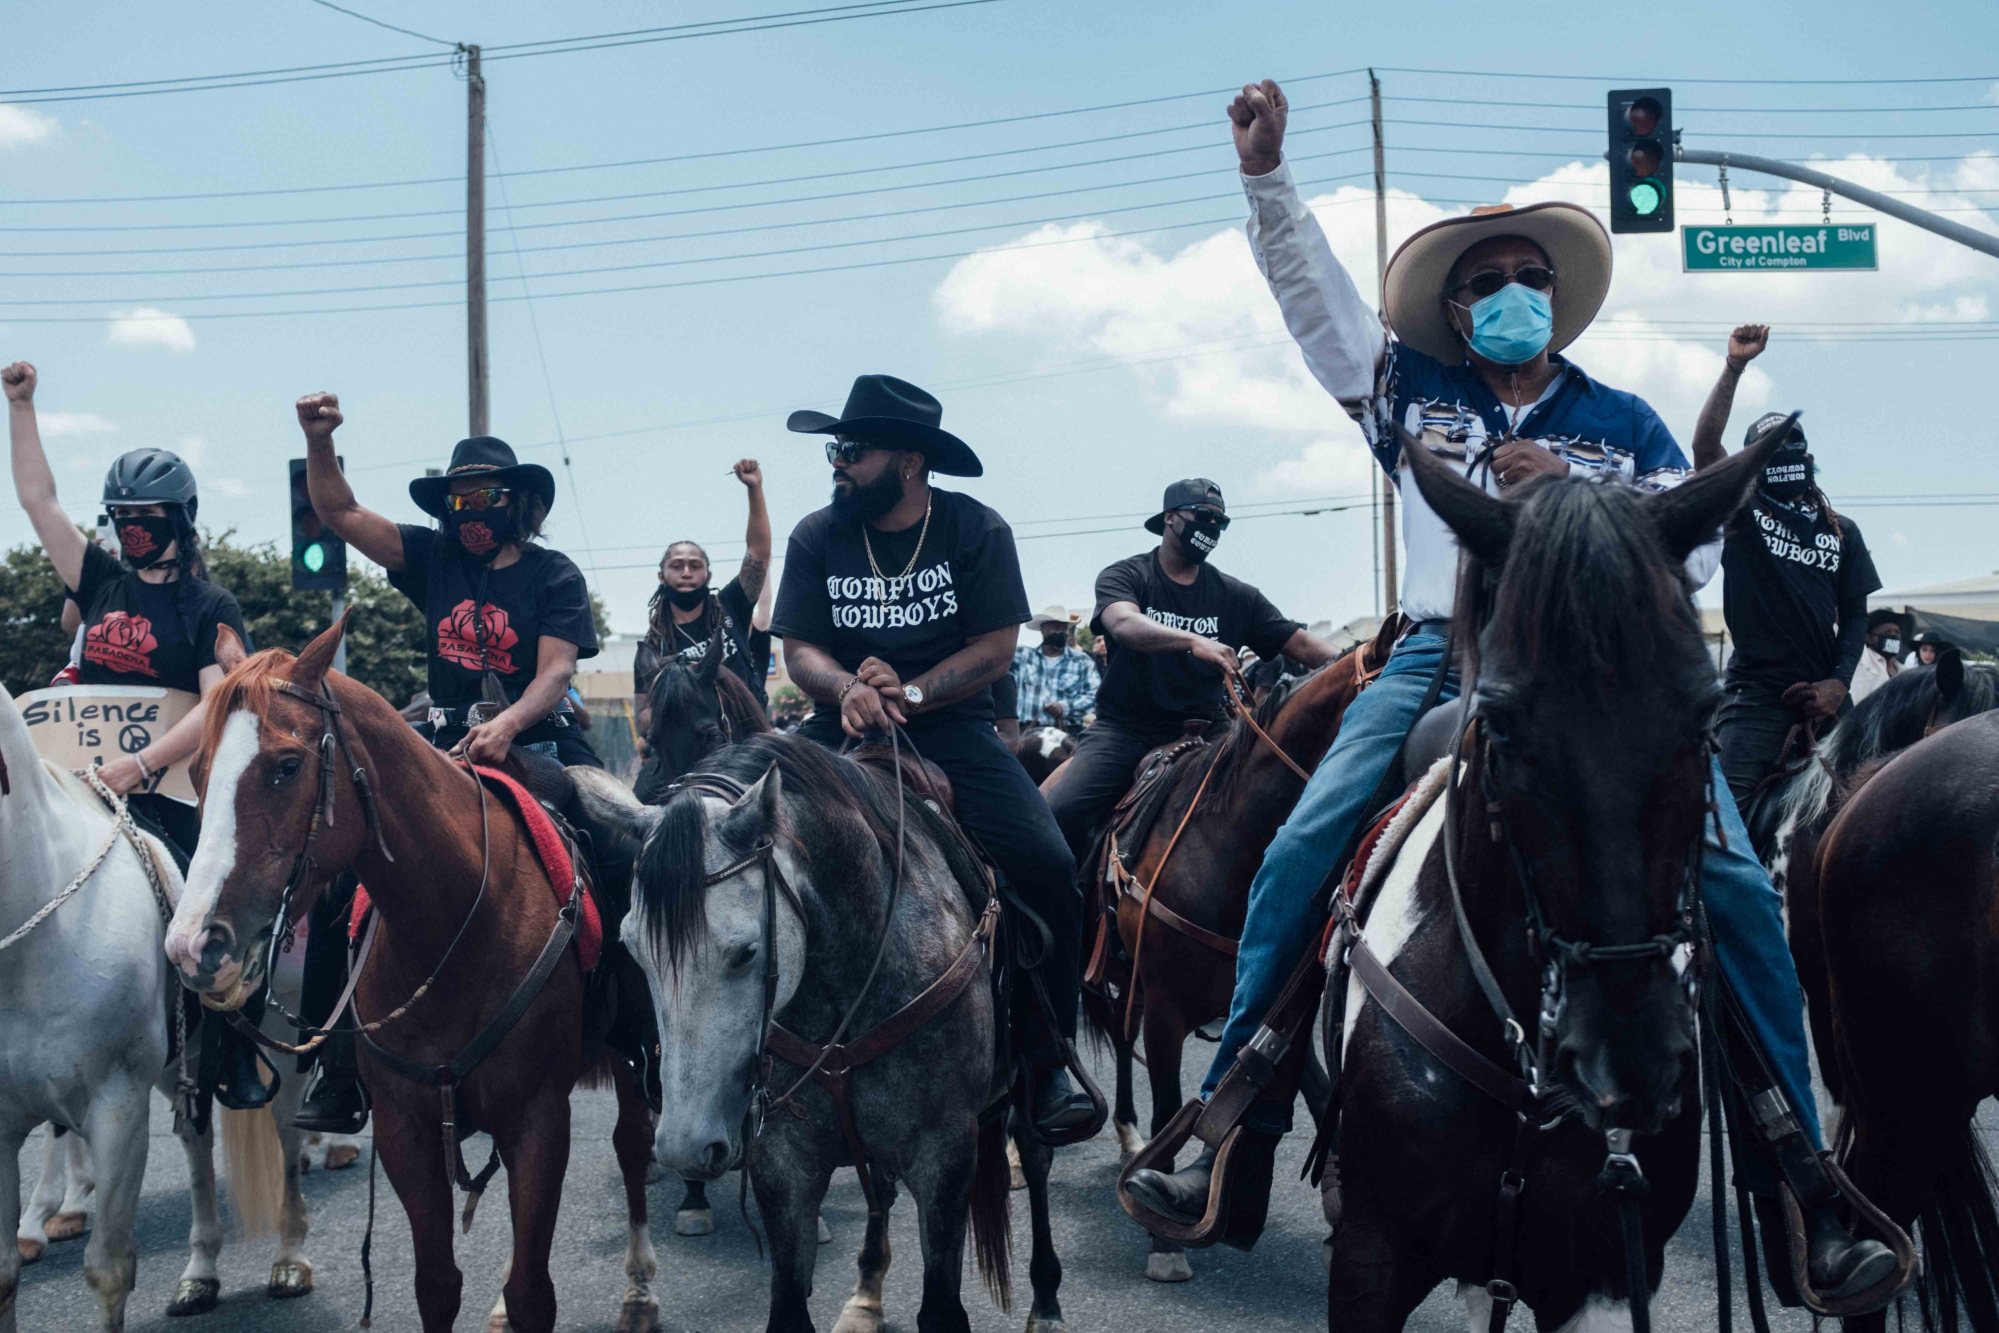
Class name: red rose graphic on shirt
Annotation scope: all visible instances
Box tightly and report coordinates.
[84,611,161,678]
[455,521,498,556]
[435,599,520,674]
[118,523,158,559]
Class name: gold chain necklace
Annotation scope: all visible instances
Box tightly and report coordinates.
[862,497,933,607]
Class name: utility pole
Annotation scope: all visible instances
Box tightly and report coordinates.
[465,44,489,437]
[1369,69,1398,614]
[1675,145,1999,260]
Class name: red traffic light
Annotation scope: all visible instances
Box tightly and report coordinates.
[1628,141,1664,179]
[1625,97,1662,137]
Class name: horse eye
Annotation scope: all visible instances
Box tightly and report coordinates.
[271,754,304,786]
[729,942,758,972]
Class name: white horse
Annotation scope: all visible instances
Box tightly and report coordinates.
[0,682,308,1328]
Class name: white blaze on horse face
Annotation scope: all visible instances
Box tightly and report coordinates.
[1341,793,1446,1063]
[167,709,257,977]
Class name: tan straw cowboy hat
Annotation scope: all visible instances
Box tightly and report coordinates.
[1031,604,1076,631]
[1381,202,1613,365]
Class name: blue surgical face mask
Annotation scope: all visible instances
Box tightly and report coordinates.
[1458,282,1554,366]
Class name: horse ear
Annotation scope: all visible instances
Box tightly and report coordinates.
[1937,645,1965,704]
[214,623,248,673]
[1393,421,1516,567]
[290,610,350,690]
[697,628,725,684]
[733,762,782,829]
[1647,410,1795,562]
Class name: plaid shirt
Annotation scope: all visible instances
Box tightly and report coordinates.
[1012,645,1099,724]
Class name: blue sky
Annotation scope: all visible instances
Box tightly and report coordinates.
[4,0,1996,640]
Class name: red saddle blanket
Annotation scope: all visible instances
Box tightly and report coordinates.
[349,764,603,972]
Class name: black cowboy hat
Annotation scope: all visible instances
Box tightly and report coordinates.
[408,436,557,520]
[786,374,982,478]
[1145,477,1226,535]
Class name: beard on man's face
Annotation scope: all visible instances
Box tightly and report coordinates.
[831,465,905,523]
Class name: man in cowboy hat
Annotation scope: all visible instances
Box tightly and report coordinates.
[1047,478,1335,863]
[1126,81,1895,1306]
[289,397,604,1133]
[770,373,1096,1136]
[1851,608,1905,702]
[1012,603,1099,734]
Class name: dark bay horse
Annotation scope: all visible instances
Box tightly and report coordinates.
[1319,433,1773,1329]
[636,629,773,803]
[1012,726,1075,786]
[163,620,660,1333]
[1079,653,1372,1281]
[586,734,1062,1333]
[1813,707,1999,1331]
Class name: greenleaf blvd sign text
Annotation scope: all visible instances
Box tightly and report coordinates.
[1682,224,1878,272]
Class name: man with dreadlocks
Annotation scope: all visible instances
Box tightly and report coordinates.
[1689,325,1882,810]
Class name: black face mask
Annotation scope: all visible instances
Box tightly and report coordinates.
[1762,451,1814,504]
[1041,631,1068,651]
[444,505,517,562]
[1176,515,1223,564]
[832,467,905,524]
[116,514,178,570]
[666,582,710,612]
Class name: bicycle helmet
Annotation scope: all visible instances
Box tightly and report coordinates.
[103,448,198,519]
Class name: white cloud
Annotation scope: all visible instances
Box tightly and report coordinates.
[0,105,57,150]
[208,477,251,499]
[106,308,195,353]
[173,435,208,466]
[37,411,118,439]
[932,155,1999,488]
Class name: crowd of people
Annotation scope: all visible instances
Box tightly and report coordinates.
[4,68,1960,1319]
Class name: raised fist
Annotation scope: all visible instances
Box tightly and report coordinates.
[1227,80,1289,176]
[295,391,343,442]
[1727,324,1770,366]
[2,361,36,404]
[733,458,763,489]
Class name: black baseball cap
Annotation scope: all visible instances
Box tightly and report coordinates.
[1746,411,1807,449]
[1145,478,1227,534]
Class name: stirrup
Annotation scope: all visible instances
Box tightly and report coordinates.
[1118,1100,1271,1248]
[1776,1154,1917,1317]
[1017,1040,1108,1148]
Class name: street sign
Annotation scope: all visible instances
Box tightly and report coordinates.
[1682,224,1877,272]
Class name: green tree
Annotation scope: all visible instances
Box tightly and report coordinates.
[0,543,77,694]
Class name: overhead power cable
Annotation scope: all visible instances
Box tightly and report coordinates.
[1388,94,1999,115]
[301,0,457,46]
[1373,66,1999,86]
[1386,117,1999,141]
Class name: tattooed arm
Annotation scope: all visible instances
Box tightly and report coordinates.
[903,626,1017,712]
[734,458,771,602]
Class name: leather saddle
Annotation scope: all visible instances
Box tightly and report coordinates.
[1098,721,1213,880]
[849,740,956,815]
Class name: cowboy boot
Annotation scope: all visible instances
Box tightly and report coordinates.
[294,1030,368,1135]
[201,992,277,1112]
[1744,1085,1897,1309]
[1030,1068,1095,1137]
[1124,1128,1280,1250]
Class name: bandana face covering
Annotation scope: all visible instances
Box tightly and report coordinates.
[1461,283,1555,366]
[1180,516,1223,563]
[117,514,177,569]
[1762,450,1814,503]
[1878,636,1901,657]
[445,504,516,561]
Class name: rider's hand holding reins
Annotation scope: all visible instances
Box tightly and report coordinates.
[1228,79,1287,177]
[841,657,909,737]
[1782,677,1847,722]
[454,716,520,767]
[1186,634,1241,681]
[1493,440,1569,491]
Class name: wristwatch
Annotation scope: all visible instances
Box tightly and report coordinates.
[900,684,925,713]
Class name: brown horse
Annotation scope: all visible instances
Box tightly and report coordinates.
[162,619,660,1333]
[1077,648,1374,1281]
[1814,708,1999,1331]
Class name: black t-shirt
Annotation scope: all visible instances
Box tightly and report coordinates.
[70,543,249,691]
[386,525,600,712]
[771,489,1030,722]
[1091,550,1298,726]
[1722,498,1880,688]
[634,575,768,707]
[991,671,1019,725]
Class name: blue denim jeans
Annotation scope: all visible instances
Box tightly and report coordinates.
[1202,632,1823,1148]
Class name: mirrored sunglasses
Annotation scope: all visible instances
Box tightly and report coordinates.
[1449,265,1558,301]
[445,486,512,512]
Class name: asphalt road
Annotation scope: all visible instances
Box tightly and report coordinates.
[13,1050,1994,1332]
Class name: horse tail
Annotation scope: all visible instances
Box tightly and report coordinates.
[969,1110,1013,1312]
[219,1104,286,1237]
[1910,1124,1999,1331]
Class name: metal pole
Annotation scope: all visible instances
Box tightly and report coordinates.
[1370,70,1398,614]
[1676,145,1999,260]
[465,44,489,436]
[330,593,348,675]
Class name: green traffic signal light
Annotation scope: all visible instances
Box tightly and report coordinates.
[302,541,327,574]
[1629,180,1665,217]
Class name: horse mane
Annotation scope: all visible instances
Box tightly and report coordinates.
[196,648,309,785]
[635,733,986,972]
[1453,478,1713,711]
[644,652,772,749]
[1773,661,1999,830]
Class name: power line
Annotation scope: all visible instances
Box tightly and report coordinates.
[1386,116,1999,141]
[1374,66,1999,86]
[301,0,457,47]
[1388,94,1999,115]
[2,0,1010,105]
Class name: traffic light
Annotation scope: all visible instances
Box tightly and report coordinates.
[288,457,347,592]
[1607,88,1673,234]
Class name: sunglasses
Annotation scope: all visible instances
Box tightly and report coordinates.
[445,486,512,512]
[1447,265,1558,302]
[1179,506,1231,530]
[825,436,887,466]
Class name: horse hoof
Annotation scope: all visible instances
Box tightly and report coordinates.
[487,1311,513,1333]
[45,1211,86,1242]
[818,1214,833,1244]
[16,1237,43,1265]
[1007,1137,1027,1190]
[168,1277,222,1316]
[1146,1251,1193,1283]
[1114,1120,1145,1161]
[325,1143,361,1171]
[268,1260,314,1298]
[1025,1318,1069,1333]
[674,1207,714,1237]
[615,1293,661,1333]
[832,1303,884,1333]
